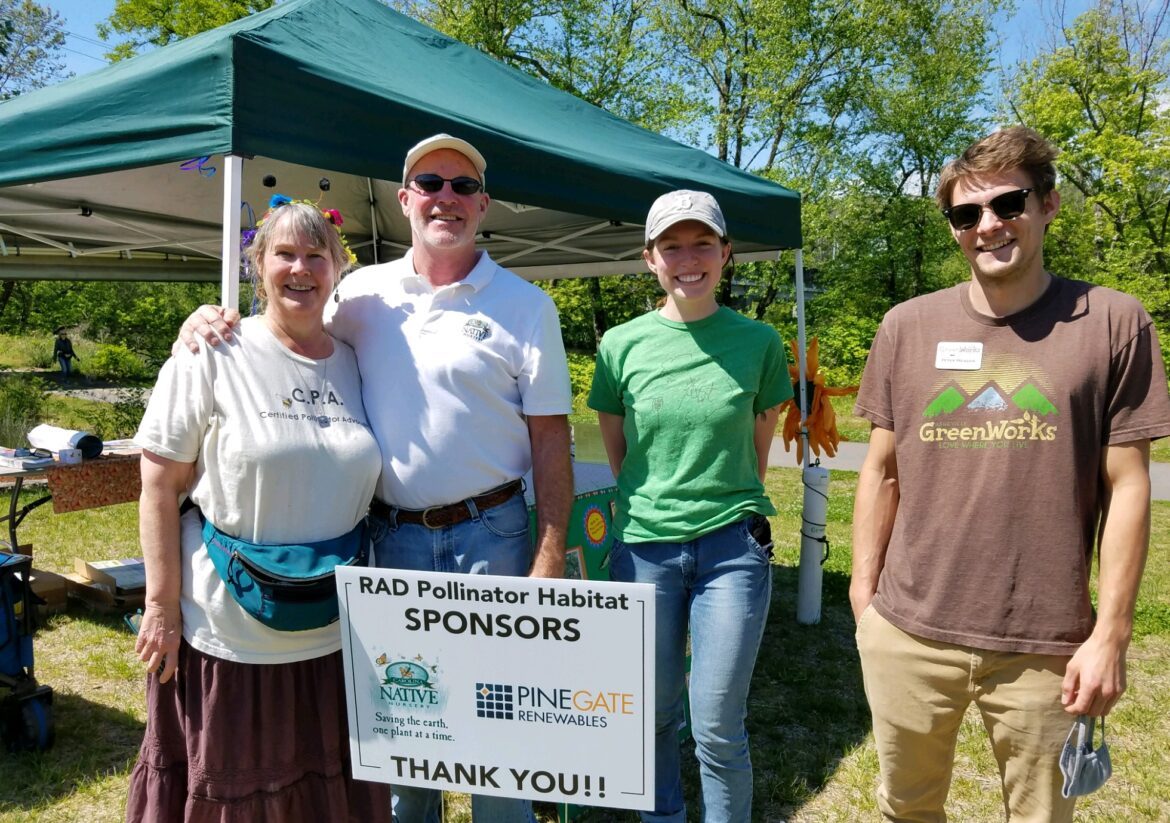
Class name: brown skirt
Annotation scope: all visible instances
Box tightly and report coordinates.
[126,639,391,823]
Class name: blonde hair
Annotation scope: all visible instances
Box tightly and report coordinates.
[936,126,1059,210]
[246,202,353,304]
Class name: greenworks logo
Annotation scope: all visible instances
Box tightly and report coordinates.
[920,381,1058,448]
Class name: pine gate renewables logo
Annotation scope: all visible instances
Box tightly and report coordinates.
[474,681,634,729]
[919,353,1059,449]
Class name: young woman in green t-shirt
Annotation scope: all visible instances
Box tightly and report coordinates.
[588,190,791,822]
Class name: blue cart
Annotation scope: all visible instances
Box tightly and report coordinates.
[0,552,54,752]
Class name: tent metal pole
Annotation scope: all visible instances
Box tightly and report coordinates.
[795,248,809,466]
[794,247,825,624]
[367,178,380,264]
[220,155,243,308]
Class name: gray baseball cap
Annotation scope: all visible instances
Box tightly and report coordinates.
[644,190,727,244]
[402,133,487,186]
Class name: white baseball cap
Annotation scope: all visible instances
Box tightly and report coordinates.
[402,133,488,186]
[644,190,727,244]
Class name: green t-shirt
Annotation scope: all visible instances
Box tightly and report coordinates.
[588,307,792,543]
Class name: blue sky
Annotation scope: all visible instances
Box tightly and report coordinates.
[47,0,1096,106]
[45,0,112,74]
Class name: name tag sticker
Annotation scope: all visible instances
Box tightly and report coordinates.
[936,342,983,370]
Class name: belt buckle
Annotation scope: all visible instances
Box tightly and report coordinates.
[421,506,445,529]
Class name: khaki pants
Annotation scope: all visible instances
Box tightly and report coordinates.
[855,606,1076,823]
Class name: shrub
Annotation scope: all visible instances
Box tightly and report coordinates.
[0,375,46,447]
[566,352,596,400]
[90,388,148,440]
[84,343,150,381]
[0,333,55,369]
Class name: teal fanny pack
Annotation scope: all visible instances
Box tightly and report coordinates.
[201,515,368,632]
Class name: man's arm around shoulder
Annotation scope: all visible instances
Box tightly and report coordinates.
[175,305,242,354]
[1062,439,1152,717]
[526,414,573,579]
[850,425,900,622]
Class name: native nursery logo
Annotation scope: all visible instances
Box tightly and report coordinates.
[920,352,1059,449]
[474,681,635,730]
[375,652,445,710]
[462,318,491,342]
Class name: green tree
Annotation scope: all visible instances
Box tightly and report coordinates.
[540,273,662,351]
[1012,0,1170,341]
[0,0,65,98]
[393,0,690,131]
[0,17,15,58]
[0,280,223,363]
[98,0,274,61]
[697,0,998,353]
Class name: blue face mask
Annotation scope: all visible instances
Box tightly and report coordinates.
[1060,716,1112,798]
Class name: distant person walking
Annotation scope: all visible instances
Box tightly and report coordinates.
[53,328,76,377]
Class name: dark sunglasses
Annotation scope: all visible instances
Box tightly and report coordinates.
[942,188,1034,231]
[410,174,483,195]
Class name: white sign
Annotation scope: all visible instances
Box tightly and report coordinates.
[336,567,656,811]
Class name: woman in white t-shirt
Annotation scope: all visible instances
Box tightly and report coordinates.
[126,201,390,822]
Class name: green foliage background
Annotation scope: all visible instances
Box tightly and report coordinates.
[4,0,1170,384]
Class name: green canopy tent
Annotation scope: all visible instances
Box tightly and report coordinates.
[0,0,825,623]
[0,0,800,283]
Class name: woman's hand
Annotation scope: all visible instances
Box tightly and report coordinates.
[136,603,182,683]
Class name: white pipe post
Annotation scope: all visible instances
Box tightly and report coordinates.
[220,154,243,308]
[798,465,828,623]
[793,248,825,624]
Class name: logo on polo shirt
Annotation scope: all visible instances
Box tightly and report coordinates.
[462,318,491,341]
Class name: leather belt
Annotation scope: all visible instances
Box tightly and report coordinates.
[369,480,523,530]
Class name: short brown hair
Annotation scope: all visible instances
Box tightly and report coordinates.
[246,202,353,304]
[935,126,1059,210]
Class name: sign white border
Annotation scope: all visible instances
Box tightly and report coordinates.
[337,567,656,810]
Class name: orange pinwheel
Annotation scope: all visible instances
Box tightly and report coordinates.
[778,338,858,464]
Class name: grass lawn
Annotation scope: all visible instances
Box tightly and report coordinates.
[3,468,1169,821]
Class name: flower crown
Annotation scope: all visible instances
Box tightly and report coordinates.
[242,194,358,266]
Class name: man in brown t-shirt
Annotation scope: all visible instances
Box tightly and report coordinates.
[851,126,1170,821]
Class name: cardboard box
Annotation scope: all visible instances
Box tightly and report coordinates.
[74,557,146,595]
[64,571,145,612]
[29,569,68,615]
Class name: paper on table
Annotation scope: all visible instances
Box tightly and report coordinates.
[27,424,103,459]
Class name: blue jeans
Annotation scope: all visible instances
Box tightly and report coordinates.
[370,490,537,823]
[57,356,71,376]
[609,517,773,823]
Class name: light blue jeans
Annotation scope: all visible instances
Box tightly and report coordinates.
[370,490,537,823]
[609,517,773,823]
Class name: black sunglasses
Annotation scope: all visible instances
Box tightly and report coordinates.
[942,188,1034,231]
[410,174,483,196]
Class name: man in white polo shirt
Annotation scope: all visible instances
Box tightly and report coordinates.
[181,134,573,823]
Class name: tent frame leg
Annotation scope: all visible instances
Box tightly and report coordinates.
[220,155,243,308]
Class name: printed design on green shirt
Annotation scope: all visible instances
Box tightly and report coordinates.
[919,352,1059,449]
[635,351,739,430]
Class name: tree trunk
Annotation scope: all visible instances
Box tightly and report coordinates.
[588,276,607,349]
[0,280,13,320]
